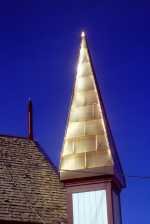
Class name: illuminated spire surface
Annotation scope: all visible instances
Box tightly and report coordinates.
[60,32,125,186]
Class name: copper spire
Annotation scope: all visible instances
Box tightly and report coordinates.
[28,98,33,140]
[60,32,125,187]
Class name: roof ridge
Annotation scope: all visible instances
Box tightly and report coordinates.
[34,141,59,174]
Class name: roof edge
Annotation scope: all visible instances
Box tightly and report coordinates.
[0,134,29,140]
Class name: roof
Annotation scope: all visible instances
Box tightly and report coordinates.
[0,135,67,224]
[60,33,125,188]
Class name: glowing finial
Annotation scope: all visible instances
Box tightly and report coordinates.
[81,31,85,38]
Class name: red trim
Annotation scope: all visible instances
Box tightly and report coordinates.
[67,189,73,224]
[63,175,122,191]
[111,186,122,224]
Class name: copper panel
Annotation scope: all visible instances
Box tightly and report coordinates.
[70,104,101,122]
[86,151,113,169]
[72,90,98,107]
[66,122,84,138]
[77,62,92,77]
[63,140,74,156]
[61,153,85,170]
[97,135,108,151]
[85,120,104,136]
[75,136,96,153]
[94,104,101,119]
[75,75,94,92]
[70,105,93,122]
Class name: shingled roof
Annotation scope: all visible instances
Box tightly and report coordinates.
[0,135,67,224]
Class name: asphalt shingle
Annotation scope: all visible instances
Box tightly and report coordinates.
[0,136,67,224]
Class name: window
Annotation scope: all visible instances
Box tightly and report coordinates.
[72,190,108,224]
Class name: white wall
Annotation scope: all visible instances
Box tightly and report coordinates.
[72,190,108,224]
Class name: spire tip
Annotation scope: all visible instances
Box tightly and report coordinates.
[81,31,85,38]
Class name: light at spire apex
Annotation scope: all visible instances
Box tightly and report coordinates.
[81,31,85,38]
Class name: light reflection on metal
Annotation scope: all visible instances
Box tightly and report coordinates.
[60,33,125,185]
[81,31,85,38]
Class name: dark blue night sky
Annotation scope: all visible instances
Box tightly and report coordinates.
[0,1,149,223]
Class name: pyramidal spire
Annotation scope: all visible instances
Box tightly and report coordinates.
[60,32,125,187]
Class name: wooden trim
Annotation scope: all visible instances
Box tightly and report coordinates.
[64,175,122,191]
[111,184,123,224]
[106,183,113,224]
[67,189,73,224]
